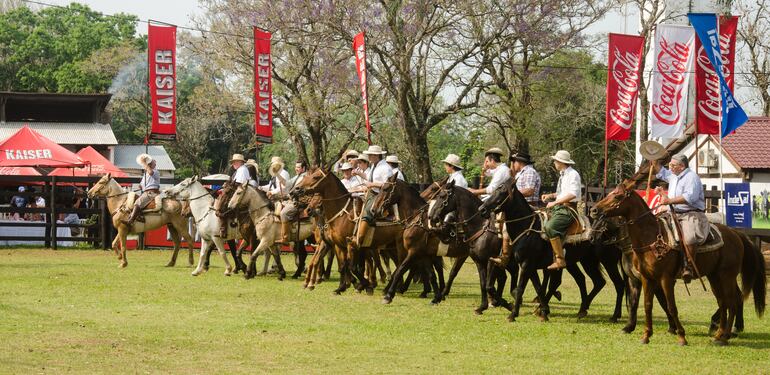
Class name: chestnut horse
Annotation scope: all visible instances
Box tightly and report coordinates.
[591,180,766,345]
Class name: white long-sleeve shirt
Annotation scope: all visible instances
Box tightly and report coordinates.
[448,170,468,189]
[231,165,250,185]
[484,164,511,194]
[260,169,291,196]
[555,167,581,202]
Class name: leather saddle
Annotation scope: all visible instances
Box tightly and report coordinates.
[537,208,593,245]
[657,213,724,253]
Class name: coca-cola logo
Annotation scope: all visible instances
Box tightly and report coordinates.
[696,32,734,122]
[652,37,692,126]
[609,47,641,130]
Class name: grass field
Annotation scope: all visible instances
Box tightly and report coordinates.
[1,249,769,374]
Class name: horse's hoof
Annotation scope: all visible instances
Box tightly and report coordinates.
[622,326,634,334]
[307,285,315,291]
[640,337,650,344]
[119,262,127,268]
[609,316,619,324]
[382,297,392,305]
[539,314,549,322]
[165,263,175,267]
[419,292,429,299]
[256,271,266,276]
[677,337,688,346]
[333,289,342,295]
[366,288,374,296]
[576,310,588,319]
[224,272,231,277]
[191,271,201,276]
[474,308,485,315]
[554,291,562,301]
[667,327,677,335]
[712,338,727,346]
[507,315,515,323]
[244,273,254,280]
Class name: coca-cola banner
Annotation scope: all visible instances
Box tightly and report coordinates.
[148,24,177,140]
[352,32,371,144]
[605,33,645,141]
[649,24,695,139]
[254,28,273,143]
[695,16,738,135]
[689,13,748,138]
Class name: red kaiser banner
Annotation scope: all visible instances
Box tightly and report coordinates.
[605,33,645,141]
[254,28,273,144]
[695,16,739,135]
[148,24,177,140]
[352,32,372,144]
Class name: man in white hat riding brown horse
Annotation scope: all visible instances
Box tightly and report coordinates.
[278,159,308,243]
[356,145,394,244]
[219,154,251,236]
[123,153,160,226]
[541,150,582,270]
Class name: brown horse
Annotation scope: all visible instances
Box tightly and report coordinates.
[291,167,404,295]
[591,180,766,345]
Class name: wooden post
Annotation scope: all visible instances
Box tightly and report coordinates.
[50,176,57,250]
[100,200,108,250]
[44,179,51,248]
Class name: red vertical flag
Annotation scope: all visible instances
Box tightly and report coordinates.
[605,33,645,141]
[254,28,273,143]
[352,32,371,144]
[694,16,739,135]
[148,24,177,140]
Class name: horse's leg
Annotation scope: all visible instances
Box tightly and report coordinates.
[564,263,588,317]
[245,240,266,280]
[203,242,214,271]
[383,252,416,304]
[213,237,232,276]
[292,240,307,279]
[580,259,607,319]
[720,280,739,344]
[174,221,195,267]
[269,243,287,280]
[506,259,519,298]
[111,235,122,260]
[471,256,489,315]
[166,226,180,267]
[118,229,128,268]
[374,248,387,284]
[333,245,349,294]
[509,262,532,322]
[323,247,334,281]
[428,257,443,304]
[623,273,642,334]
[660,275,686,346]
[229,239,246,273]
[734,284,744,334]
[442,255,467,298]
[258,247,271,276]
[304,243,323,289]
[538,269,562,321]
[192,239,210,276]
[604,258,625,323]
[640,276,655,344]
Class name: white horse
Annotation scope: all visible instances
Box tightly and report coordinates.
[226,183,315,280]
[164,176,234,276]
[87,174,194,268]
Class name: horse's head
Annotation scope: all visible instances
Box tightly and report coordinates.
[227,183,248,211]
[165,175,197,200]
[372,174,400,216]
[291,166,330,198]
[478,179,516,217]
[420,176,448,201]
[305,194,323,217]
[87,173,112,199]
[428,180,458,227]
[590,179,638,221]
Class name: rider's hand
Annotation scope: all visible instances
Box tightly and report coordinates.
[659,195,670,205]
[546,201,557,209]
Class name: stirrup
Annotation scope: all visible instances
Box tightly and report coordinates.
[547,257,566,270]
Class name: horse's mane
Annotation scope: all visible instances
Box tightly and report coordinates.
[397,178,426,205]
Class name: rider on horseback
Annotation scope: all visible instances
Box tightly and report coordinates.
[468,147,511,199]
[218,154,252,237]
[357,145,394,244]
[123,153,160,227]
[386,155,405,181]
[541,150,582,270]
[654,153,707,283]
[442,154,468,189]
[490,151,542,267]
[278,160,308,243]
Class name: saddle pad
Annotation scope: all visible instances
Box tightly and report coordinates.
[538,211,593,245]
[142,195,163,213]
[657,215,723,253]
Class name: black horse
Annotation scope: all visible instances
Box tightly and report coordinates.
[428,180,518,315]
[478,180,613,322]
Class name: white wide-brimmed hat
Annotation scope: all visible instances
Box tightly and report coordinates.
[485,147,505,157]
[246,159,259,170]
[270,156,284,165]
[550,150,575,165]
[339,162,354,171]
[639,140,667,161]
[362,145,387,155]
[136,153,154,167]
[230,154,246,163]
[344,149,360,158]
[357,154,370,163]
[385,155,401,164]
[442,154,463,170]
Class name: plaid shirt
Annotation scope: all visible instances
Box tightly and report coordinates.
[515,164,541,203]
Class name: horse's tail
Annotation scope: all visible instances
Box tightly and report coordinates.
[738,232,766,318]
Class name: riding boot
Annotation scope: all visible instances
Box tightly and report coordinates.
[547,237,566,270]
[681,247,696,284]
[122,205,141,227]
[354,220,371,248]
[279,221,292,243]
[490,237,511,268]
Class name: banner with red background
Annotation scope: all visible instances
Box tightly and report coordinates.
[605,33,645,141]
[148,24,177,140]
[254,28,273,143]
[352,32,371,144]
[695,16,739,135]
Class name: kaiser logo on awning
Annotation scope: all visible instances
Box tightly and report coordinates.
[5,149,53,160]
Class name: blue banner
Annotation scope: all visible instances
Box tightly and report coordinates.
[688,13,749,138]
[725,183,752,228]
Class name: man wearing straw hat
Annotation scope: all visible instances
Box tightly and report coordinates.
[442,154,468,189]
[469,147,510,200]
[541,150,582,270]
[386,154,405,181]
[278,160,309,243]
[218,153,252,236]
[123,153,160,226]
[333,149,360,173]
[260,156,291,198]
[340,162,365,197]
[654,153,707,283]
[356,145,394,245]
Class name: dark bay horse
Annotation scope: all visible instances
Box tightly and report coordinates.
[427,180,517,315]
[478,179,612,322]
[591,180,766,345]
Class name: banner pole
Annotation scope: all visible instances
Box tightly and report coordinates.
[364,32,372,146]
[145,21,151,155]
[602,138,608,191]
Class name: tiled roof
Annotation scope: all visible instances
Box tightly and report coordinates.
[721,117,770,169]
[112,145,176,171]
[0,122,117,145]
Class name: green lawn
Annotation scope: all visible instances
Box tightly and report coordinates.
[1,249,768,374]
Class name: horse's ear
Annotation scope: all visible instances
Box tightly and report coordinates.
[192,175,198,182]
[323,165,332,174]
[389,174,397,182]
[622,179,636,191]
[447,179,455,188]
[107,173,111,179]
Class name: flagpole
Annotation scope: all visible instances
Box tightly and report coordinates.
[603,138,608,191]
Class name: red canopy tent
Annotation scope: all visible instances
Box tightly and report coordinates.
[0,125,85,168]
[0,166,41,176]
[49,146,127,178]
